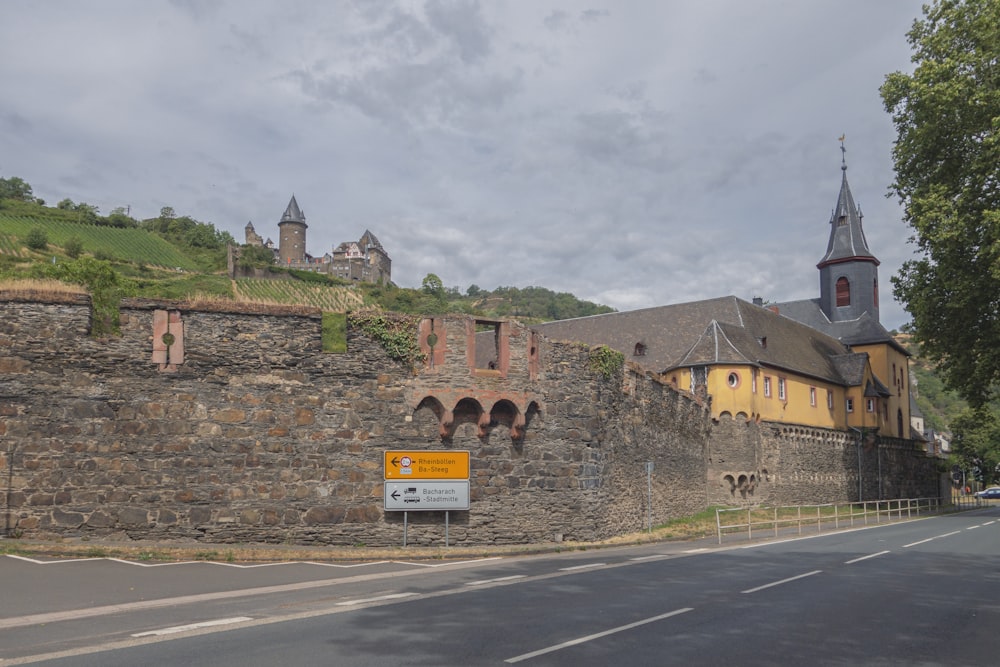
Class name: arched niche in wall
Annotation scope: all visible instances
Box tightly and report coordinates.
[413,395,450,440]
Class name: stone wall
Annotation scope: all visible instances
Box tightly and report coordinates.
[0,294,941,546]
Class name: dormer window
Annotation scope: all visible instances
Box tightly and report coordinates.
[633,342,646,356]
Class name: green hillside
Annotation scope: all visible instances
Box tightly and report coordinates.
[0,213,199,269]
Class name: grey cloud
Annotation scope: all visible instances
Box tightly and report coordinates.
[425,0,493,64]
[580,9,610,22]
[543,11,571,32]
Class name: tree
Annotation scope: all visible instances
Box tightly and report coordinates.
[880,0,1000,408]
[238,244,276,269]
[0,176,35,201]
[421,273,444,298]
[951,407,1000,486]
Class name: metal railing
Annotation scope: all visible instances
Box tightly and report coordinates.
[716,497,943,544]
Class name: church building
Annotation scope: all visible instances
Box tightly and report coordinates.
[532,149,911,441]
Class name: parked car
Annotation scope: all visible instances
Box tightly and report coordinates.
[974,487,1000,499]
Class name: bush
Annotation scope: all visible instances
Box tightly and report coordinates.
[64,236,84,259]
[25,227,48,251]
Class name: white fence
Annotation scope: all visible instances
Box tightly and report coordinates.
[715,497,944,544]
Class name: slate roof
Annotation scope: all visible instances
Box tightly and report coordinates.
[532,295,866,387]
[360,230,386,253]
[770,298,909,356]
[279,195,307,226]
[818,163,877,267]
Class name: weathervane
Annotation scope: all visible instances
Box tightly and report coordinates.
[839,133,847,170]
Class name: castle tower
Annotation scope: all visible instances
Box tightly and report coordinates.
[817,145,880,323]
[277,195,307,264]
[244,220,263,246]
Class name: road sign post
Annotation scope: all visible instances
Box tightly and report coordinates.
[384,450,470,480]
[384,481,470,511]
[384,450,472,547]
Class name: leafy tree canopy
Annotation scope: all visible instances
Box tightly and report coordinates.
[881,0,1000,407]
[0,176,38,202]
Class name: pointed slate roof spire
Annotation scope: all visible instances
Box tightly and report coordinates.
[279,195,307,226]
[818,140,877,268]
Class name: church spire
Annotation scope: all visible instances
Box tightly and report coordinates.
[817,138,881,323]
[818,139,876,268]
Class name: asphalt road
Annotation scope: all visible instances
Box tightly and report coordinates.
[2,507,998,666]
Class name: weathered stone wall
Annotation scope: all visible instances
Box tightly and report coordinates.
[0,294,941,546]
[705,418,941,507]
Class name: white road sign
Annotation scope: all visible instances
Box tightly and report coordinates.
[383,481,470,511]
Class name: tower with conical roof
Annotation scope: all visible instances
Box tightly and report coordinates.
[277,195,307,264]
[817,143,880,323]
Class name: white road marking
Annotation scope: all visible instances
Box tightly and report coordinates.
[742,570,822,594]
[465,575,526,586]
[5,554,500,569]
[505,608,694,663]
[845,550,891,564]
[131,616,253,637]
[335,592,415,606]
[629,554,670,561]
[903,530,961,548]
[558,562,606,572]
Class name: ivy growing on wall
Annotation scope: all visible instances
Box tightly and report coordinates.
[588,345,624,380]
[31,256,136,336]
[349,310,425,364]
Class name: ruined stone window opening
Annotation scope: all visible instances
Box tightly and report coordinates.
[468,318,509,377]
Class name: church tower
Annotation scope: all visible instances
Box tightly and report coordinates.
[817,145,880,323]
[277,195,307,264]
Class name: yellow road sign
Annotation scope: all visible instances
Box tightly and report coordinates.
[384,450,470,480]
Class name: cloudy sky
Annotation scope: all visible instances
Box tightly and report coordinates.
[1,0,926,329]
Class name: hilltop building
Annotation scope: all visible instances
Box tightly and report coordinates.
[241,195,391,284]
[533,149,911,442]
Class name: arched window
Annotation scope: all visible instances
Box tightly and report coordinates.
[873,277,879,307]
[836,277,851,307]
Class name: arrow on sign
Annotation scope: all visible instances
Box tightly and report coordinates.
[391,457,401,467]
[390,489,401,501]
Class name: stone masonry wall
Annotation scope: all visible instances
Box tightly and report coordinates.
[0,294,941,546]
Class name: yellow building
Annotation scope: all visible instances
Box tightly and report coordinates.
[533,152,911,441]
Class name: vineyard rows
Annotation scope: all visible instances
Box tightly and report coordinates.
[0,215,197,269]
[234,279,364,312]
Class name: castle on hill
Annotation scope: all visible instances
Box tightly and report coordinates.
[242,195,391,284]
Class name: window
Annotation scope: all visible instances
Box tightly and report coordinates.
[827,390,833,409]
[810,387,816,407]
[752,369,757,394]
[846,398,854,413]
[866,398,875,413]
[778,378,786,401]
[633,342,646,356]
[836,277,850,307]
[727,372,740,388]
[763,376,772,398]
